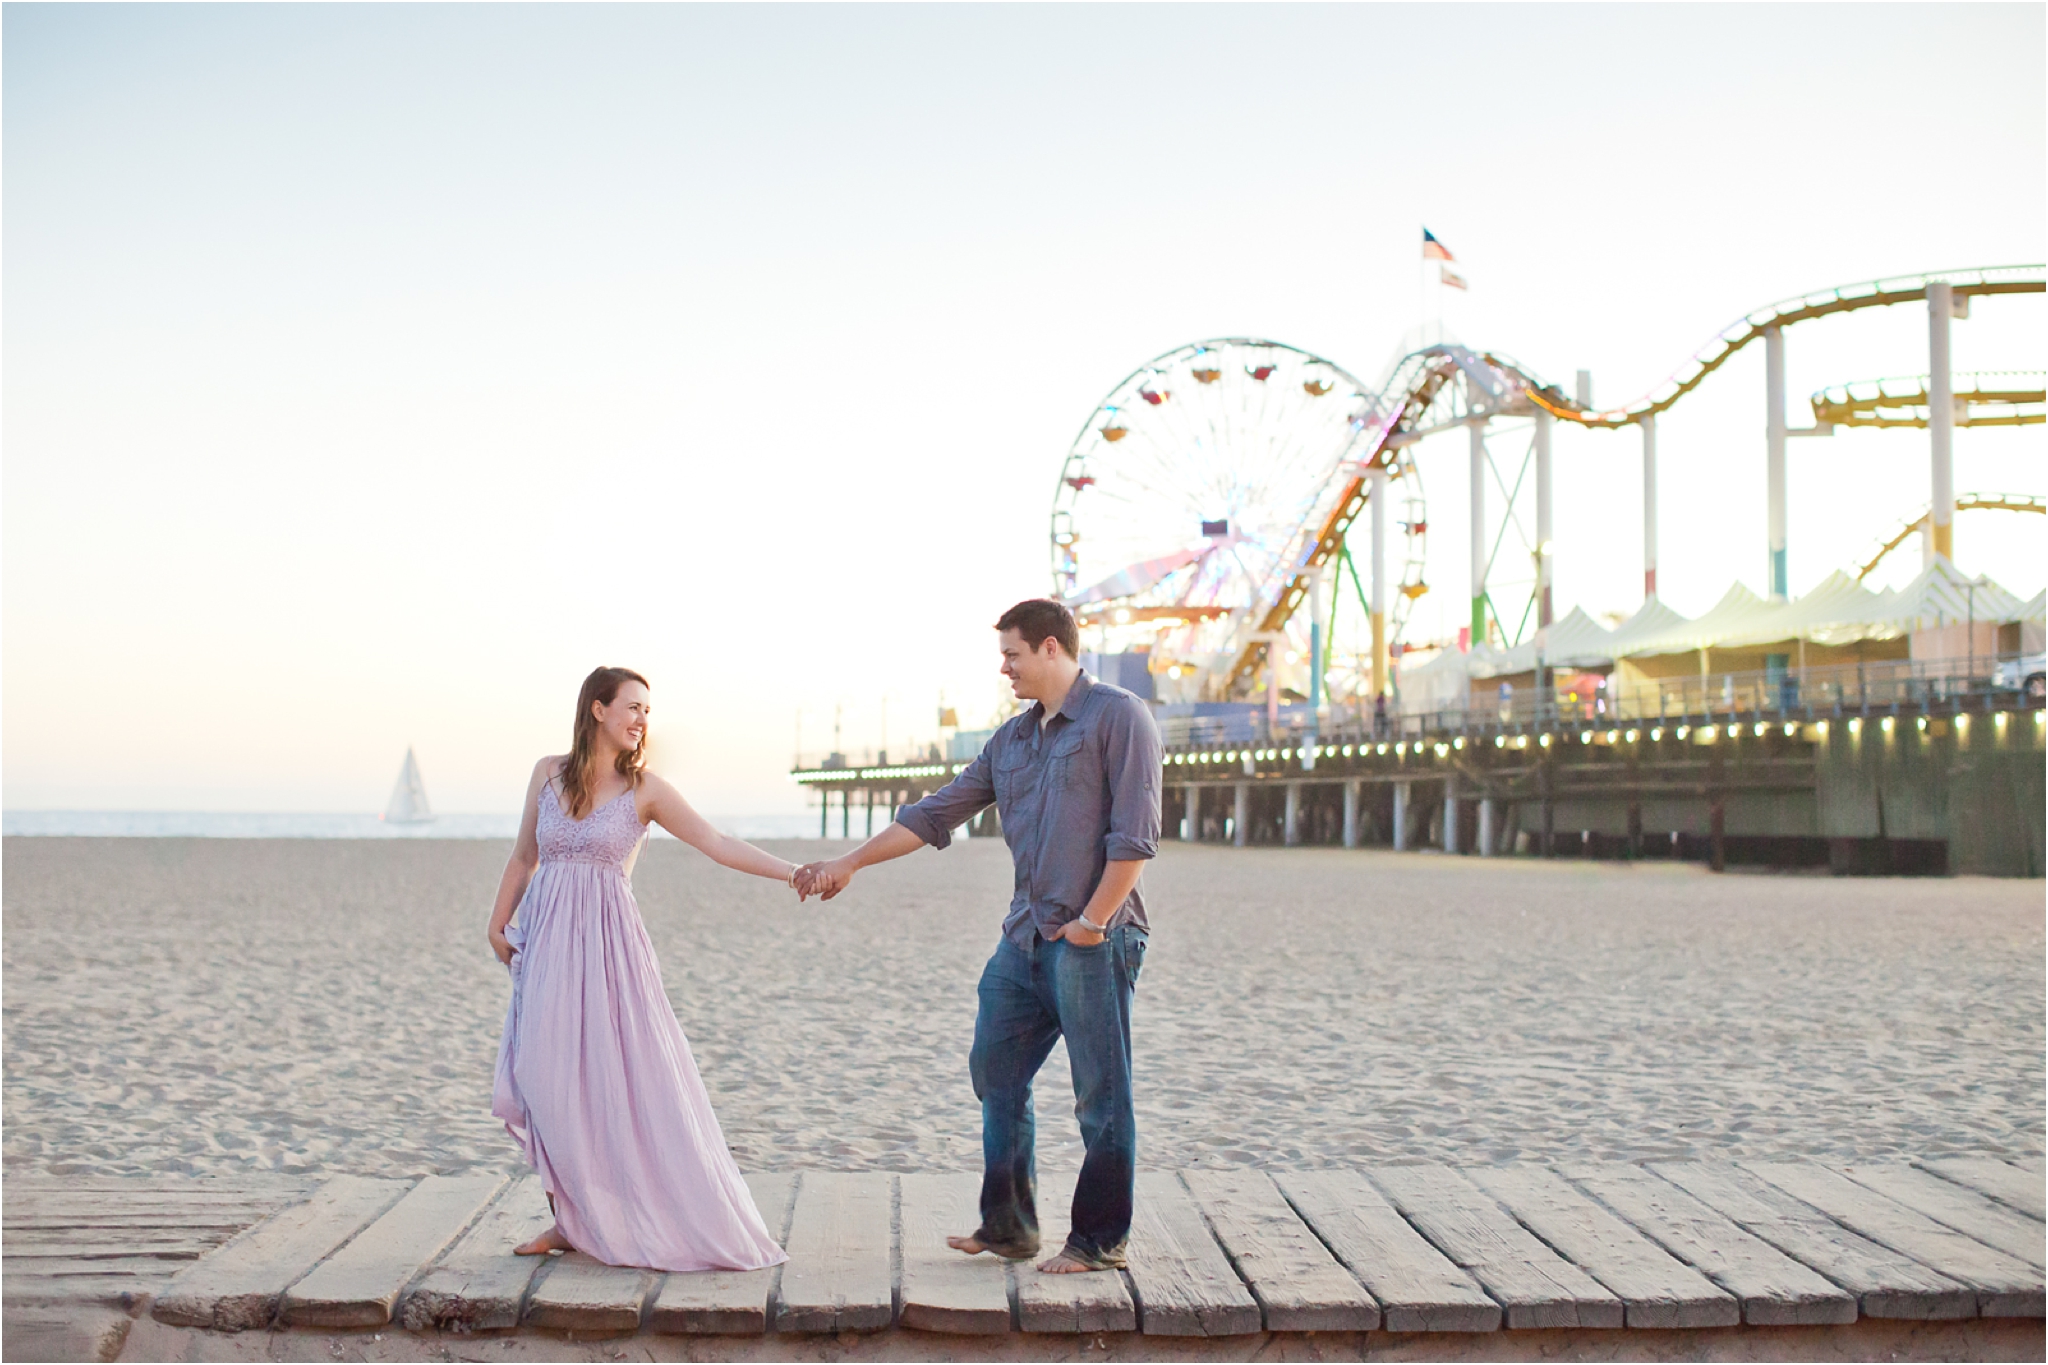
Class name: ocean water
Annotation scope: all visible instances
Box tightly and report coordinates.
[1,811,825,840]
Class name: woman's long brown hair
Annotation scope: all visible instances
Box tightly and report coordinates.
[559,666,650,819]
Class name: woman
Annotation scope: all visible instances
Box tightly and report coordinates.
[488,665,800,1272]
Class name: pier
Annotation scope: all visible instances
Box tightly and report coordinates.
[796,656,2045,877]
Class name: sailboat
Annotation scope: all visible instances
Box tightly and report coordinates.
[383,746,435,825]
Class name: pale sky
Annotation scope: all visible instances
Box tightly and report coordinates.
[5,3,2043,816]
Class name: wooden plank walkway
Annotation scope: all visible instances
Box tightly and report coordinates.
[1741,1160,2044,1318]
[150,1175,406,1331]
[1122,1171,1261,1335]
[1919,1155,2047,1221]
[1185,1169,1377,1331]
[897,1172,1009,1334]
[1012,1168,1137,1334]
[1834,1163,2047,1270]
[1369,1163,1623,1329]
[773,1170,893,1332]
[1469,1164,1738,1328]
[1,1175,311,1317]
[1652,1160,1978,1320]
[1277,1169,1498,1331]
[9,1155,2038,1343]
[1563,1162,1856,1325]
[646,1172,798,1334]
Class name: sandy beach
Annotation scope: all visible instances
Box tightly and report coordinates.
[3,836,2040,1181]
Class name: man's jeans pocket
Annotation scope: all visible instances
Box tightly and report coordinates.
[1119,928,1147,988]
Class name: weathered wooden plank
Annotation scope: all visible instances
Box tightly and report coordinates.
[1184,1169,1376,1331]
[1564,1163,1855,1326]
[397,1175,551,1332]
[897,1173,1011,1334]
[2,1177,311,1196]
[4,1213,281,1231]
[646,1173,798,1335]
[523,1253,651,1333]
[772,1171,894,1333]
[1652,1162,1972,1319]
[1742,1160,2043,1318]
[1471,1165,1737,1329]
[1124,1171,1261,1336]
[4,1190,304,1208]
[151,1175,406,1331]
[3,1254,206,1282]
[1920,1157,2047,1221]
[2,1235,215,1258]
[1012,1168,1137,1334]
[1369,1164,1621,1330]
[1275,1170,1497,1332]
[1837,1163,2045,1270]
[279,1173,504,1328]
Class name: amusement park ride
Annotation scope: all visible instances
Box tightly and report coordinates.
[1051,266,2045,707]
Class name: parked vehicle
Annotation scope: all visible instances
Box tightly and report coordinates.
[1993,653,2046,705]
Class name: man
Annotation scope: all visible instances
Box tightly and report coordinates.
[797,598,1161,1274]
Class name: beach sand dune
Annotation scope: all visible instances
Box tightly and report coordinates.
[3,836,2039,1179]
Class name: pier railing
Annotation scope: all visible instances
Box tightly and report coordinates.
[1158,653,2043,749]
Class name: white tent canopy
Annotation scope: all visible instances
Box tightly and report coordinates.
[1396,644,1482,714]
[1407,559,2038,695]
[1868,555,2027,632]
[1472,606,1618,677]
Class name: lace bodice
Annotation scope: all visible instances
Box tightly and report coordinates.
[537,781,646,870]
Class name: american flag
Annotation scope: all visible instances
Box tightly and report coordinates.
[1422,228,1455,261]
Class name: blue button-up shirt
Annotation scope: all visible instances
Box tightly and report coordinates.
[896,670,1162,946]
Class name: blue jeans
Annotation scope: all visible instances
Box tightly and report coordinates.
[968,926,1147,1262]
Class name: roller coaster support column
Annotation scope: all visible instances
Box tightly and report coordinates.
[1469,418,1488,644]
[1534,410,1554,628]
[1640,413,1658,600]
[1928,282,1956,563]
[1765,324,1789,600]
[1369,465,1389,699]
[1308,566,1325,724]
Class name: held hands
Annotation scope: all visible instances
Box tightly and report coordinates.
[792,857,855,901]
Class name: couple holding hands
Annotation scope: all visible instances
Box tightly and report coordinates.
[486,598,1162,1276]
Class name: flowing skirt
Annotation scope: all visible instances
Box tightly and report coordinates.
[492,859,786,1272]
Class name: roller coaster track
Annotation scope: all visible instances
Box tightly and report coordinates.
[1856,493,2047,582]
[1811,371,2045,430]
[1523,265,2045,428]
[1224,265,2046,694]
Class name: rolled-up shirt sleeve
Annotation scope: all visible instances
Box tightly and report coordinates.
[1100,695,1162,862]
[894,744,996,850]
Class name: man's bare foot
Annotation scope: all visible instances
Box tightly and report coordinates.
[513,1226,573,1256]
[1037,1251,1101,1274]
[948,1233,1040,1260]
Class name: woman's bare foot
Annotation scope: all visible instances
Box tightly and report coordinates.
[946,1233,990,1255]
[513,1226,574,1256]
[1037,1250,1101,1274]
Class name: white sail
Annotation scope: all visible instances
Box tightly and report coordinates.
[383,746,435,824]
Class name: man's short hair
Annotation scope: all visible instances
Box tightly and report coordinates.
[995,598,1080,659]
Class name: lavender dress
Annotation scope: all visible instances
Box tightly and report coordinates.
[492,781,786,1273]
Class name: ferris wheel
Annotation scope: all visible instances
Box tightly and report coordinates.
[1051,338,1428,702]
